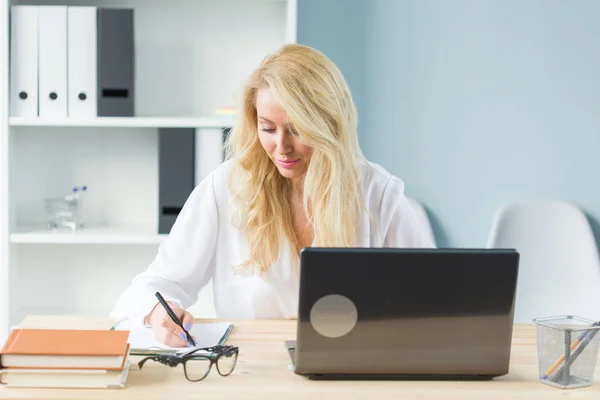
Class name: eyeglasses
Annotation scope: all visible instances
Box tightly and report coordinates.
[138,345,239,382]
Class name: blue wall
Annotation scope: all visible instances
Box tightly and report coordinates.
[297,0,367,139]
[298,0,600,248]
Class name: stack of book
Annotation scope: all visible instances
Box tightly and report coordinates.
[0,328,130,388]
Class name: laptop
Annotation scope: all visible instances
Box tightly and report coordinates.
[286,248,519,380]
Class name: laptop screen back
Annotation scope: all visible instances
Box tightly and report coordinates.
[294,248,519,377]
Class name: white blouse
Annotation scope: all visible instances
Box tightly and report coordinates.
[110,160,434,325]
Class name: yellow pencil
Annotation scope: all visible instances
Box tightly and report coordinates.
[543,322,600,379]
[542,338,582,379]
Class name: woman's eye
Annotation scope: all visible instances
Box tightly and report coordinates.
[261,127,276,133]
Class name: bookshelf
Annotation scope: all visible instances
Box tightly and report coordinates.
[9,116,236,128]
[10,225,166,244]
[0,0,298,342]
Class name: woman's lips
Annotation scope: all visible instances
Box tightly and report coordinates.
[277,159,299,169]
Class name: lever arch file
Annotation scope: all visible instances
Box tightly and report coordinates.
[38,6,68,117]
[68,6,97,118]
[10,6,135,118]
[194,128,225,186]
[9,6,39,117]
[97,8,135,117]
[158,129,196,234]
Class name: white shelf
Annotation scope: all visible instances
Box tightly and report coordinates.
[10,225,166,244]
[9,116,235,129]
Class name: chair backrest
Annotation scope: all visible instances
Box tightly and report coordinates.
[487,200,600,323]
[407,197,436,247]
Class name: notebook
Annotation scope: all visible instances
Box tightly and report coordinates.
[113,320,233,355]
[0,357,131,388]
[0,329,130,369]
[18,315,119,331]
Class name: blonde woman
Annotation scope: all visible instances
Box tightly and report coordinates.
[111,44,433,347]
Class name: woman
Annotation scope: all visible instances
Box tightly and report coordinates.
[111,44,433,347]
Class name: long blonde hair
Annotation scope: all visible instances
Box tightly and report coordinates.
[225,44,365,274]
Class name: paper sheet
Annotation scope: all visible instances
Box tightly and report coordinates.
[114,320,232,354]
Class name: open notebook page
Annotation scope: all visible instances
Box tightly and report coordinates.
[113,320,233,354]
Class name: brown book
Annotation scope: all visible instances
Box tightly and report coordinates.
[0,329,129,369]
[0,354,131,389]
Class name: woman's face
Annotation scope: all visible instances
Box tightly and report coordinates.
[256,88,311,184]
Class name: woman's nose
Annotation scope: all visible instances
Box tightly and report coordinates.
[275,132,291,153]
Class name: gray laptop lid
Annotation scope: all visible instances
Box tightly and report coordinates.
[292,248,519,378]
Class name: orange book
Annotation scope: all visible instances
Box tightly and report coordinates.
[0,329,129,370]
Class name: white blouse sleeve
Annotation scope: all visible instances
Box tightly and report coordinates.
[380,176,436,248]
[110,172,219,323]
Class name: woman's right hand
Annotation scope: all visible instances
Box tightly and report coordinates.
[145,301,195,347]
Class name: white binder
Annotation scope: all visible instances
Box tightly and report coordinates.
[9,6,39,117]
[67,6,97,118]
[38,6,68,117]
[195,128,224,185]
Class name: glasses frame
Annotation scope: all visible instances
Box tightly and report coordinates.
[137,345,239,382]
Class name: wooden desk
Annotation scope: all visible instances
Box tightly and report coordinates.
[1,318,600,399]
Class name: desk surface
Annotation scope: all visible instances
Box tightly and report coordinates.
[1,318,600,399]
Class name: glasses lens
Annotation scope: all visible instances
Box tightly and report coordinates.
[216,348,238,376]
[184,357,212,382]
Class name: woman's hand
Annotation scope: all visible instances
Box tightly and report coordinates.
[145,301,195,347]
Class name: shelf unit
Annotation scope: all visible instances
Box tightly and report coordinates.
[10,225,166,245]
[0,0,298,342]
[9,116,236,128]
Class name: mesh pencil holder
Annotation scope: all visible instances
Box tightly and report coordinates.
[534,315,600,389]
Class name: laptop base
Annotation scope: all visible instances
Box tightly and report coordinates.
[305,373,494,381]
[285,341,495,381]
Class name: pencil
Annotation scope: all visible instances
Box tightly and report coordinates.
[549,328,600,383]
[542,321,600,379]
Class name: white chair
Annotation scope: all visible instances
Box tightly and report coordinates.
[407,197,436,247]
[486,200,600,323]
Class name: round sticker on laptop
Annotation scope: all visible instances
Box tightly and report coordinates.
[309,294,358,338]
